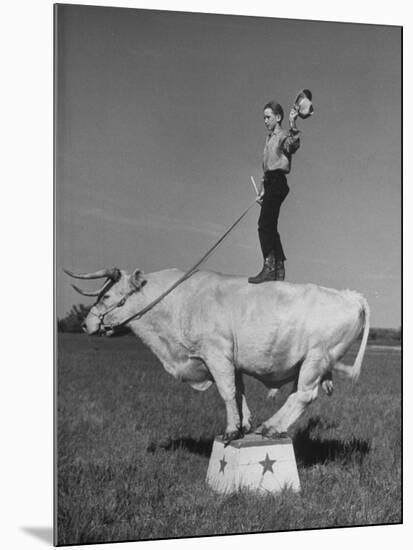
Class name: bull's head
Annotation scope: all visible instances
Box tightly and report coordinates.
[64,267,147,335]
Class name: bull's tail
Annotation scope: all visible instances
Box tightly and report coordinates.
[352,296,370,382]
[333,295,370,383]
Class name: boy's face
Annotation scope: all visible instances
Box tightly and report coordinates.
[263,108,281,132]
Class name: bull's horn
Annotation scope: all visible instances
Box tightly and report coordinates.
[71,277,115,297]
[71,284,101,297]
[63,268,121,280]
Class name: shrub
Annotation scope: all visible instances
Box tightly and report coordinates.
[57,304,89,333]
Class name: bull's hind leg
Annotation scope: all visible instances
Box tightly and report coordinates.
[257,349,328,437]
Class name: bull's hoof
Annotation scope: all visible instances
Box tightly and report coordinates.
[255,425,289,439]
[241,418,253,434]
[223,428,244,446]
[254,424,265,435]
[270,431,289,439]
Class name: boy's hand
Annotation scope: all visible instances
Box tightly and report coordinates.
[289,107,299,127]
[256,191,264,205]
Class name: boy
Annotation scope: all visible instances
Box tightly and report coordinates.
[248,101,300,283]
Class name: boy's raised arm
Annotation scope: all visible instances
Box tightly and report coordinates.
[282,107,301,155]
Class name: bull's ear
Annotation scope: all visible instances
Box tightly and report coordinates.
[130,269,147,291]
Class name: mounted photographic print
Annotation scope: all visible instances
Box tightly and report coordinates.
[54,3,402,546]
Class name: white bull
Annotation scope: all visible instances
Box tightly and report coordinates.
[67,267,370,443]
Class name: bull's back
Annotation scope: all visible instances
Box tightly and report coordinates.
[180,273,362,370]
[153,269,362,354]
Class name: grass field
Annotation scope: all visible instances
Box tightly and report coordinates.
[56,333,401,545]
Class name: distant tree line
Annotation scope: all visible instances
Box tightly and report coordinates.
[57,304,89,333]
[366,326,402,344]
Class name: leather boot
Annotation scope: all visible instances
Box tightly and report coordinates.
[275,260,285,281]
[248,252,276,284]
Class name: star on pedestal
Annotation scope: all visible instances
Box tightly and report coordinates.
[219,456,228,474]
[259,453,276,474]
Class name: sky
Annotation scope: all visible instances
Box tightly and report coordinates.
[55,4,401,327]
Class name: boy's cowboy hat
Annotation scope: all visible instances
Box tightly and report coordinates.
[294,89,314,119]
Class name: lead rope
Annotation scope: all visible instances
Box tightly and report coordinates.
[113,199,257,330]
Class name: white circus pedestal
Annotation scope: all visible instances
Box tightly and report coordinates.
[206,433,300,494]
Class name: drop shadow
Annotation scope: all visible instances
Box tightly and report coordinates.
[147,436,214,457]
[293,417,371,467]
[21,527,53,545]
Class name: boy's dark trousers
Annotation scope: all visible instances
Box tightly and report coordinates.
[258,169,290,261]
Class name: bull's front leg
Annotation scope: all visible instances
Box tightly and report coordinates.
[205,352,243,444]
[235,371,253,434]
